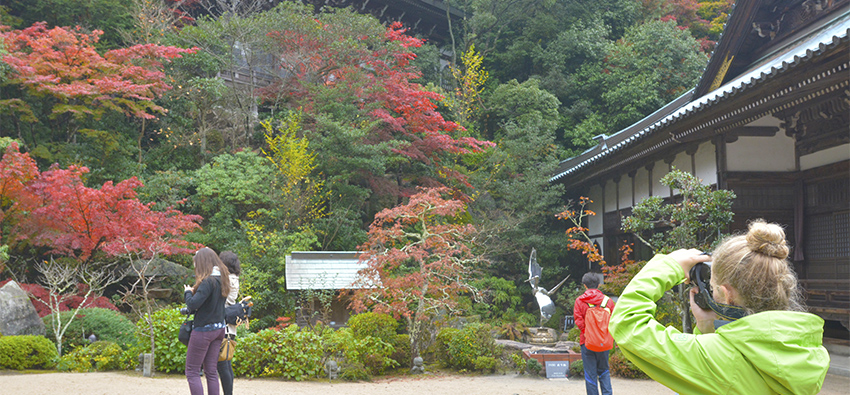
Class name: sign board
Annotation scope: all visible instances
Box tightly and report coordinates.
[545,360,569,379]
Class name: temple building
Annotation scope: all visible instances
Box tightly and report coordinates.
[551,0,849,332]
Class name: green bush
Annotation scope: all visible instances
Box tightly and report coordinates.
[509,352,527,373]
[56,341,124,372]
[436,323,501,371]
[391,333,411,367]
[609,346,649,379]
[526,358,542,375]
[0,335,58,369]
[570,358,584,377]
[348,312,409,368]
[473,355,497,372]
[135,307,187,373]
[233,325,323,380]
[43,308,136,353]
[348,312,398,341]
[321,326,397,377]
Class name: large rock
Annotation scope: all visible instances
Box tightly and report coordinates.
[0,281,45,336]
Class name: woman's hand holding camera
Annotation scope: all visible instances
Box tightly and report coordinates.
[184,285,193,293]
[690,287,717,333]
[667,248,712,283]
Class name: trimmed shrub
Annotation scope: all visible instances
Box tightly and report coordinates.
[609,346,649,379]
[348,312,408,368]
[56,341,124,372]
[570,358,584,377]
[43,308,136,353]
[321,326,396,378]
[391,333,411,367]
[348,312,398,341]
[136,307,187,373]
[436,323,501,371]
[473,355,497,372]
[233,325,323,380]
[526,358,542,375]
[0,335,58,369]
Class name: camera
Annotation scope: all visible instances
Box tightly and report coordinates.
[689,262,713,310]
[180,307,191,315]
[688,260,748,321]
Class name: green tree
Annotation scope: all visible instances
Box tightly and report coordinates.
[622,169,736,253]
[621,169,736,332]
[191,150,276,247]
[4,0,135,48]
[469,79,568,288]
[563,18,707,152]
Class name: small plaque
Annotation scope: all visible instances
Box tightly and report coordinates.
[545,360,569,379]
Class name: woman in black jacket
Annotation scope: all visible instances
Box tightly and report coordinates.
[184,248,231,395]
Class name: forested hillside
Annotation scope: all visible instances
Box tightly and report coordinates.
[0,0,728,328]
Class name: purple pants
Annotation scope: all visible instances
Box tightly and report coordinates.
[185,328,225,395]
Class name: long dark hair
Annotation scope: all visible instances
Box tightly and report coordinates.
[192,247,231,297]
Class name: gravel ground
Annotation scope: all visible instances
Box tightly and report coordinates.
[1,370,847,395]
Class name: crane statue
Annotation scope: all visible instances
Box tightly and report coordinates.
[527,248,570,327]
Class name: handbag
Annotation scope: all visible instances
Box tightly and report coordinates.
[178,318,193,346]
[219,337,236,361]
[225,296,253,326]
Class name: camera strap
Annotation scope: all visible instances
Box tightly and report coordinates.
[691,263,747,321]
[704,294,748,321]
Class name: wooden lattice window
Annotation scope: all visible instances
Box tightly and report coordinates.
[733,185,795,210]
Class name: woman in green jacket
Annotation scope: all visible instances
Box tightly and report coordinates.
[610,220,829,394]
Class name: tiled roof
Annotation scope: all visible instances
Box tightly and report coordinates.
[551,9,850,183]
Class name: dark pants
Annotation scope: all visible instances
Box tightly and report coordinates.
[581,344,613,395]
[186,328,225,395]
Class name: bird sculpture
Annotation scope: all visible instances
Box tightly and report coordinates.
[527,248,570,327]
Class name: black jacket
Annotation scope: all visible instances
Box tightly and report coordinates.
[184,275,225,328]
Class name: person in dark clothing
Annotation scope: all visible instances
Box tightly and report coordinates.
[184,247,231,395]
[574,272,615,395]
[217,251,241,395]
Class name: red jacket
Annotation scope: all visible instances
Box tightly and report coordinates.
[573,288,615,345]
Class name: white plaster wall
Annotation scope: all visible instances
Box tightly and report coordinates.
[587,184,604,236]
[604,179,618,212]
[694,142,718,185]
[592,236,604,257]
[672,151,692,175]
[619,175,631,209]
[634,167,651,204]
[800,143,850,170]
[748,114,783,128]
[653,160,671,198]
[726,134,796,171]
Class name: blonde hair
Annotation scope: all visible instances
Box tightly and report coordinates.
[192,247,231,297]
[711,219,804,314]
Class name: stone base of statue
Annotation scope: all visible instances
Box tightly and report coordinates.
[526,327,558,345]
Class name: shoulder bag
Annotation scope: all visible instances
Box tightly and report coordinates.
[178,316,193,346]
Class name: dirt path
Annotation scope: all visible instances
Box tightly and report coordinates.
[1,371,847,395]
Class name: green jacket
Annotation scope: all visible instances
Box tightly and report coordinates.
[610,254,829,395]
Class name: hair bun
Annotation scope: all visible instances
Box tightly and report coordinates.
[746,219,789,259]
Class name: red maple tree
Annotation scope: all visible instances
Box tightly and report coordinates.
[0,142,40,233]
[261,19,493,197]
[348,187,488,362]
[0,143,202,262]
[0,22,197,121]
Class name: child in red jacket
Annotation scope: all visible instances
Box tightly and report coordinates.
[574,272,615,395]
